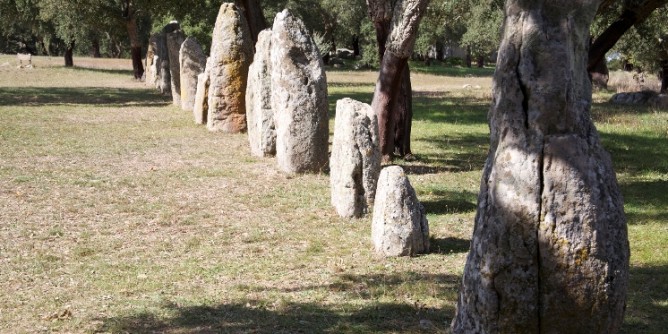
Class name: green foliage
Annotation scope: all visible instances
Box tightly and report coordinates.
[459,0,503,59]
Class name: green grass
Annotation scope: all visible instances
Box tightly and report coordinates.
[0,55,666,333]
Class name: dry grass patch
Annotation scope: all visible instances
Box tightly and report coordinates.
[1,57,666,333]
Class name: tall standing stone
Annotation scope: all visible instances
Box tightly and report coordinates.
[179,37,207,111]
[246,29,275,157]
[452,0,629,333]
[330,98,380,218]
[154,33,170,95]
[167,29,186,106]
[207,3,253,133]
[271,10,329,173]
[371,166,429,257]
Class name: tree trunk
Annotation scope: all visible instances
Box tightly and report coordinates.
[661,60,668,93]
[352,35,360,56]
[235,0,267,44]
[64,40,75,67]
[590,56,610,89]
[91,38,101,58]
[394,65,413,157]
[452,1,629,333]
[367,0,425,161]
[588,0,667,73]
[125,11,144,79]
[465,45,472,68]
[476,55,484,68]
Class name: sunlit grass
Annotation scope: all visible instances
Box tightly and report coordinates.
[0,55,666,333]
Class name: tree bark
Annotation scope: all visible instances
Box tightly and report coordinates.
[90,38,101,58]
[465,45,472,68]
[476,55,484,68]
[367,0,425,160]
[125,10,144,79]
[235,0,267,44]
[64,40,75,67]
[661,59,668,93]
[452,0,629,333]
[352,35,360,56]
[588,0,667,73]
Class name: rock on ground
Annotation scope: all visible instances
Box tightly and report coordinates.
[246,29,276,157]
[372,166,429,257]
[179,37,207,111]
[271,9,329,173]
[207,3,253,133]
[330,98,380,218]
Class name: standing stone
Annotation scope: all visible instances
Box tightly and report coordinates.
[330,98,380,218]
[207,3,253,133]
[246,29,275,157]
[154,33,171,95]
[271,10,329,173]
[452,0,629,333]
[145,35,158,86]
[167,29,186,106]
[193,66,210,125]
[372,166,429,257]
[179,37,207,111]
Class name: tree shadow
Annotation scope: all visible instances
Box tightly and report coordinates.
[620,264,668,334]
[95,272,459,333]
[620,179,668,225]
[0,87,171,107]
[420,189,477,215]
[430,237,471,254]
[412,92,488,125]
[71,66,135,76]
[600,132,668,176]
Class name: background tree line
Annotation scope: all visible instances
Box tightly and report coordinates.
[1,0,666,90]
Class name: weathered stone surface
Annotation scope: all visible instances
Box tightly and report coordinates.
[610,90,659,106]
[452,1,629,333]
[145,35,158,86]
[330,98,380,218]
[207,3,253,133]
[246,29,275,157]
[179,37,207,111]
[193,67,210,125]
[371,166,429,257]
[153,32,171,95]
[167,29,186,106]
[271,9,329,173]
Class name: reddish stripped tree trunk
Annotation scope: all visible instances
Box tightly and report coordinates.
[64,40,75,67]
[126,12,144,80]
[367,0,424,160]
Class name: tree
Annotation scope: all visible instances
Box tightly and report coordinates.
[452,0,629,332]
[588,0,668,81]
[368,0,429,162]
[459,0,503,68]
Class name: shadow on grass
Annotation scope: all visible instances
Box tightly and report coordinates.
[430,237,471,254]
[621,179,668,225]
[0,87,170,107]
[600,132,668,176]
[621,264,668,334]
[71,66,134,76]
[96,273,459,333]
[409,62,495,77]
[420,189,477,215]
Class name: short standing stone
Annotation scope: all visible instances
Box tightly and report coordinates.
[207,3,253,133]
[193,67,210,125]
[246,29,275,157]
[271,10,329,173]
[179,37,207,111]
[167,29,186,106]
[330,98,380,218]
[372,166,429,257]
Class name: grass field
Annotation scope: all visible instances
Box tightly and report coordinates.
[0,55,666,333]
